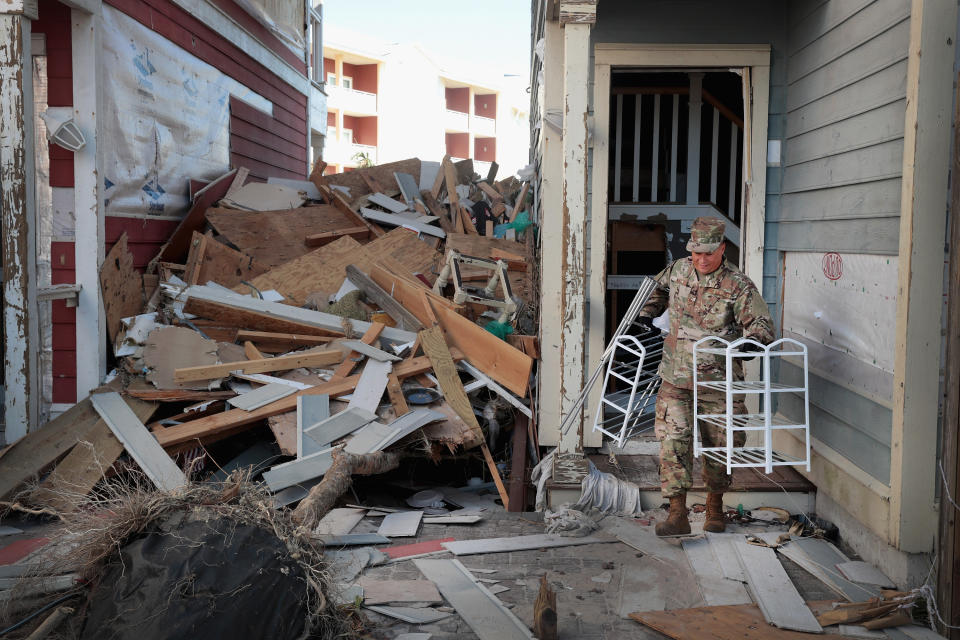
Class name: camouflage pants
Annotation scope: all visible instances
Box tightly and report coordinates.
[655,380,746,498]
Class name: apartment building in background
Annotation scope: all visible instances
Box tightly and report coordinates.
[317,28,529,179]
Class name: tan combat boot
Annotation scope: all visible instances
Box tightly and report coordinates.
[703,493,726,533]
[655,493,691,537]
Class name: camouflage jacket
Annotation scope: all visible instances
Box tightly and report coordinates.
[639,258,775,389]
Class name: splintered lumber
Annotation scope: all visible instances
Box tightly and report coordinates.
[533,575,558,640]
[100,233,144,343]
[733,537,822,633]
[158,169,236,263]
[420,326,510,507]
[179,285,416,344]
[291,450,401,528]
[236,330,335,352]
[305,226,369,247]
[346,265,424,331]
[319,158,421,200]
[631,603,847,640]
[173,349,343,382]
[420,190,456,233]
[509,181,530,222]
[183,298,343,337]
[183,232,266,287]
[31,398,157,511]
[154,355,450,449]
[413,559,536,640]
[90,392,186,491]
[220,182,305,211]
[206,205,357,268]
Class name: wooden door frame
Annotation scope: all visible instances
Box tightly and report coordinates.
[584,44,771,445]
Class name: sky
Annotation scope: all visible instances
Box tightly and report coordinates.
[321,0,532,81]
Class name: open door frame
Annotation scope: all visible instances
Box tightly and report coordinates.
[583,44,771,447]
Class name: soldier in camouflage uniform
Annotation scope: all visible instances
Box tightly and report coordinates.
[638,217,774,536]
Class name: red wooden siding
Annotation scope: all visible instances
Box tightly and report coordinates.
[230,96,308,180]
[35,0,74,188]
[51,242,77,402]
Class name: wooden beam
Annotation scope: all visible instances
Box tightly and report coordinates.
[304,226,369,247]
[420,326,509,508]
[431,154,450,199]
[443,156,460,227]
[509,182,530,222]
[183,298,344,337]
[174,349,344,382]
[345,265,424,331]
[243,341,263,360]
[330,321,385,381]
[386,372,409,417]
[154,354,452,449]
[508,414,529,512]
[235,330,335,350]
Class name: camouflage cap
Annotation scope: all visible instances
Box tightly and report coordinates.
[686,217,725,253]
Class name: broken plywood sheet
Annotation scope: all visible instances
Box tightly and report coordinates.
[206,205,355,268]
[183,232,266,288]
[220,182,305,211]
[31,398,157,511]
[143,327,220,390]
[320,158,421,199]
[266,176,322,200]
[631,603,847,640]
[733,537,822,633]
[357,577,441,605]
[100,233,144,343]
[234,229,440,305]
[91,392,186,492]
[413,559,535,640]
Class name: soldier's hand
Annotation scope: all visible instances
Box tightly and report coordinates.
[737,342,764,361]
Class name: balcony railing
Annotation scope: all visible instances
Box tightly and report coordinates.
[471,114,496,137]
[327,85,377,115]
[444,109,469,132]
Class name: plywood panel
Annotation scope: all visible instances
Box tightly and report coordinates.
[206,205,355,268]
[99,233,143,343]
[183,232,267,287]
[320,158,421,199]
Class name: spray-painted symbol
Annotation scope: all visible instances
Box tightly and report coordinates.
[822,252,843,281]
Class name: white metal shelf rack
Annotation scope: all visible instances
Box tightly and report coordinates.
[692,336,811,474]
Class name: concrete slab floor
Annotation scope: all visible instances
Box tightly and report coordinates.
[353,507,837,640]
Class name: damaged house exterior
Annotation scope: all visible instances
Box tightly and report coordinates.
[0,0,323,440]
[531,0,960,621]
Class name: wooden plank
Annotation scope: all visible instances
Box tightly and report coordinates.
[90,392,186,492]
[509,182,529,222]
[507,414,528,512]
[420,326,510,507]
[181,285,416,344]
[237,330,335,351]
[386,373,409,417]
[174,349,343,383]
[303,407,377,448]
[154,356,443,449]
[31,398,157,510]
[361,208,446,238]
[206,205,356,268]
[314,507,366,535]
[431,154,449,199]
[631,603,848,640]
[477,181,504,202]
[732,537,822,633]
[183,232,266,288]
[441,533,614,556]
[243,341,263,361]
[458,205,479,235]
[340,340,401,362]
[227,383,296,411]
[321,158,421,200]
[413,559,536,640]
[331,321,385,380]
[315,181,386,239]
[358,576,440,604]
[377,511,424,538]
[304,226,369,247]
[345,265,424,331]
[681,537,752,606]
[99,233,144,343]
[184,298,345,337]
[157,169,236,263]
[369,192,409,213]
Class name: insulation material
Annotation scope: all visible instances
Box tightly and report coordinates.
[99,6,272,218]
[782,252,897,374]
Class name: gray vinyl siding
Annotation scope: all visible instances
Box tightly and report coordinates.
[778,0,909,255]
[771,0,908,483]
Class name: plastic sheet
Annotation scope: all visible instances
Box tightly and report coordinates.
[573,460,644,517]
[81,512,310,640]
[100,6,272,218]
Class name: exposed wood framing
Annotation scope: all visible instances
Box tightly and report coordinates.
[891,0,957,554]
[0,13,38,442]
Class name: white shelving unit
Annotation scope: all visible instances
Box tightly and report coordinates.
[692,336,811,474]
